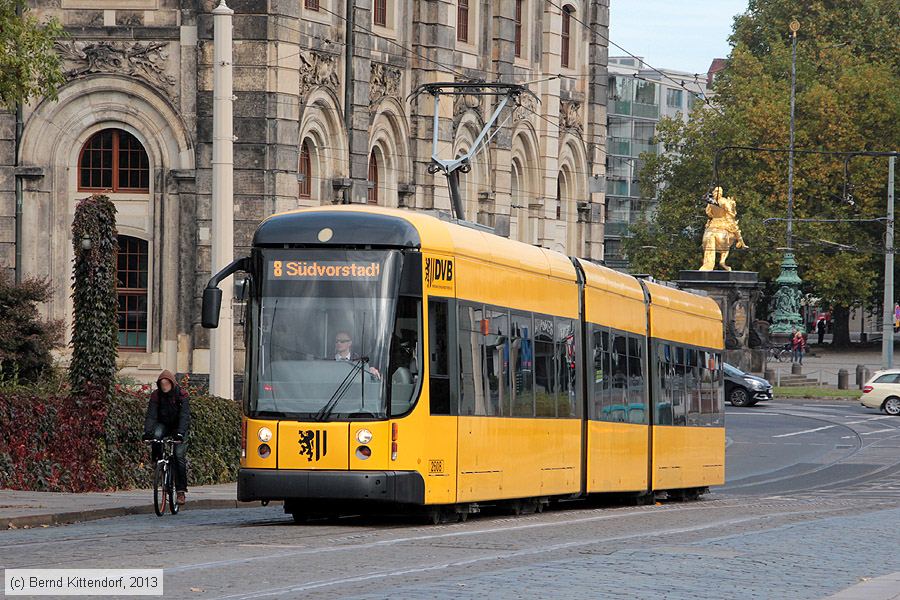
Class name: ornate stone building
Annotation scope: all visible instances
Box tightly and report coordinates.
[1,0,609,381]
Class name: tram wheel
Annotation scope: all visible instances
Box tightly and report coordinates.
[427,507,454,525]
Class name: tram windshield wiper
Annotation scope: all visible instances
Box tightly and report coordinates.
[315,357,369,422]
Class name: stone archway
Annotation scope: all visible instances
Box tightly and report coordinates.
[19,74,194,374]
[511,124,541,244]
[558,134,588,257]
[369,97,412,208]
[299,88,349,205]
[453,112,492,224]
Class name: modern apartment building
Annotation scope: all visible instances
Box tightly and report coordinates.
[604,56,708,269]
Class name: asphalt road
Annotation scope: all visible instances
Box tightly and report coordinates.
[4,399,900,599]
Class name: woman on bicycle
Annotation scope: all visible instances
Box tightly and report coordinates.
[142,370,191,505]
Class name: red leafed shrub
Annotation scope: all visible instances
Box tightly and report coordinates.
[0,389,106,492]
[0,381,240,492]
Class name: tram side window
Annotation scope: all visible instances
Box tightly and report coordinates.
[511,312,535,417]
[672,346,686,425]
[627,335,645,424]
[427,299,451,416]
[484,308,510,417]
[655,342,673,425]
[608,332,628,421]
[715,352,725,420]
[556,317,577,418]
[698,351,711,424]
[590,326,607,419]
[686,348,702,426]
[534,316,556,417]
[458,302,487,416]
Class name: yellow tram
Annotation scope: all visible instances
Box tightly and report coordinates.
[202,206,725,520]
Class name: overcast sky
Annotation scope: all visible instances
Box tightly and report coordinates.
[608,0,750,75]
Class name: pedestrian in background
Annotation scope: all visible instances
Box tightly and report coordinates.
[816,317,826,345]
[792,331,805,365]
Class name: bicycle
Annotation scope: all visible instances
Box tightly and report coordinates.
[146,438,182,516]
[765,343,791,362]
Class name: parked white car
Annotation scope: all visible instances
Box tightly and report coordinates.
[861,369,900,415]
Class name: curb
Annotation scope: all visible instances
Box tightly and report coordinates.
[773,395,864,403]
[2,499,281,530]
[825,571,900,599]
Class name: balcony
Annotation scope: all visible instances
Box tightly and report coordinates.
[632,140,659,156]
[607,136,631,156]
[610,100,631,115]
[606,178,630,196]
[604,221,630,237]
[632,102,659,119]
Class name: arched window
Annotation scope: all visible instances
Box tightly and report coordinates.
[556,173,563,220]
[373,0,387,26]
[514,0,524,57]
[512,158,531,243]
[457,0,469,43]
[298,139,312,199]
[117,235,149,350]
[78,129,150,193]
[561,5,573,68]
[367,150,379,204]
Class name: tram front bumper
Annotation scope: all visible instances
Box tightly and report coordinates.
[237,468,425,504]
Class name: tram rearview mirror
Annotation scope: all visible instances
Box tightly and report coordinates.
[202,287,222,329]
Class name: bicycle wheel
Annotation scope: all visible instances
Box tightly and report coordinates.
[167,461,179,515]
[153,462,167,517]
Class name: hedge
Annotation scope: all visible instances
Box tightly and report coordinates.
[0,378,241,492]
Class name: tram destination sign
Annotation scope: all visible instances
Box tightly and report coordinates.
[268,260,382,281]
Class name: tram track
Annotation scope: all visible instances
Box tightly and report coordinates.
[724,407,868,491]
[200,502,879,600]
[163,497,872,576]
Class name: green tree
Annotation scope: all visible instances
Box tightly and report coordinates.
[626,0,900,345]
[0,0,65,109]
[0,271,63,384]
[70,195,119,399]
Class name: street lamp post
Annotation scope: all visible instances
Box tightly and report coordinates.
[769,20,805,338]
[209,0,235,399]
[883,156,895,368]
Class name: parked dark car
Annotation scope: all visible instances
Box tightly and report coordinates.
[724,362,773,407]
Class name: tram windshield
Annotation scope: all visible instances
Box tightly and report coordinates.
[247,249,420,420]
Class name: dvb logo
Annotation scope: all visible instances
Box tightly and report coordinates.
[425,257,454,289]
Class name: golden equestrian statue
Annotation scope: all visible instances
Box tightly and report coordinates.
[699,186,748,271]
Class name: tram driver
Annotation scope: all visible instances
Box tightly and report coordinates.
[333,330,381,379]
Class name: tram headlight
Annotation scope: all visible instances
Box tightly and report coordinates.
[356,429,373,444]
[355,445,372,460]
[258,443,271,458]
[258,427,273,442]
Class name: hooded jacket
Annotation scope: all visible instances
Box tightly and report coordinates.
[143,370,191,437]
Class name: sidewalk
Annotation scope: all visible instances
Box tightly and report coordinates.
[0,482,269,530]
[764,344,890,387]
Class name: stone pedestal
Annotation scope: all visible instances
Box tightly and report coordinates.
[677,270,764,373]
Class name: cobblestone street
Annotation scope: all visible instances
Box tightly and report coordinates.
[3,399,900,599]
